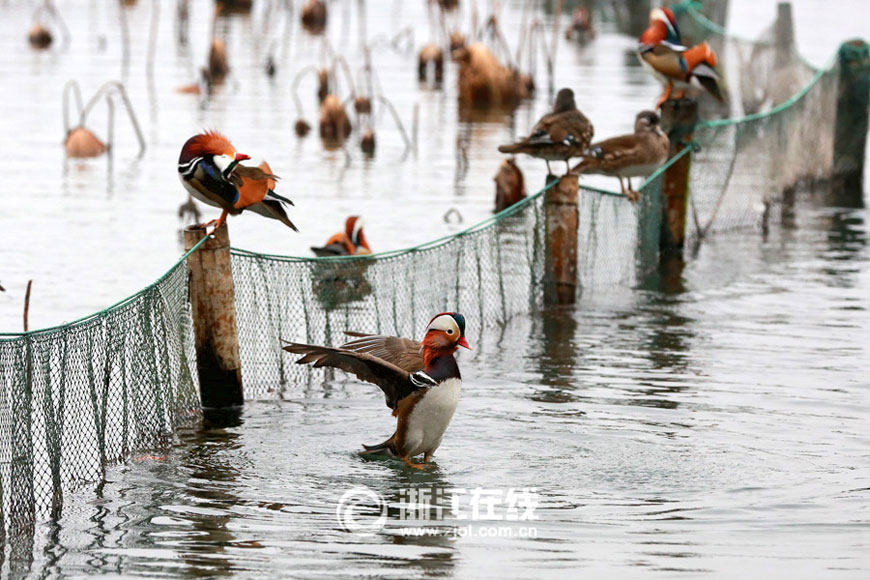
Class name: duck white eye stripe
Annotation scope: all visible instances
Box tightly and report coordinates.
[410,371,437,388]
[178,156,203,176]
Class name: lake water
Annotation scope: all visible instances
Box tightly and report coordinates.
[0,0,869,577]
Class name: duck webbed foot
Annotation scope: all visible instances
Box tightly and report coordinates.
[402,456,429,470]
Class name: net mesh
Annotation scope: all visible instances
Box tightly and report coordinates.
[0,2,866,531]
[674,0,822,115]
[668,0,866,248]
[686,64,841,247]
[0,261,200,524]
[233,182,662,397]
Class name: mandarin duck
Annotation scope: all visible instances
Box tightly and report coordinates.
[565,7,595,44]
[311,216,371,257]
[177,131,298,232]
[283,313,471,469]
[638,8,723,109]
[498,88,594,174]
[573,110,670,202]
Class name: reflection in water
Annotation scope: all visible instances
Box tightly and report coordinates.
[530,309,580,403]
[82,484,119,576]
[171,410,244,578]
[645,254,695,375]
[656,252,687,296]
[815,180,867,285]
[8,520,34,578]
[381,464,456,577]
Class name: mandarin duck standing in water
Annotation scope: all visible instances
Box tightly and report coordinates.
[498,88,594,174]
[573,111,670,202]
[638,8,724,109]
[177,131,298,232]
[311,216,371,257]
[283,313,471,469]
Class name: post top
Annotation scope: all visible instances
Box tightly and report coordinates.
[183,223,231,251]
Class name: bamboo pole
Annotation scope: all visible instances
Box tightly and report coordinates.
[23,280,32,332]
[184,224,244,408]
[543,174,579,306]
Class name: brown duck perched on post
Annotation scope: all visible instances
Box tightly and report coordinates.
[283,313,471,469]
[498,88,593,174]
[572,110,669,202]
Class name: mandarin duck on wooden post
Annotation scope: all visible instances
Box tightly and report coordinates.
[178,131,298,232]
[283,313,471,469]
[311,216,371,257]
[637,7,724,108]
[573,110,670,202]
[498,88,594,175]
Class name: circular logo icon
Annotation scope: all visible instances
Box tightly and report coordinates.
[336,486,387,533]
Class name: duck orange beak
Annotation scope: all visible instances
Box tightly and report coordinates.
[235,153,251,161]
[457,336,471,350]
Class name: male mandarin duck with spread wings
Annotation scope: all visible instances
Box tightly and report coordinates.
[638,7,724,108]
[498,88,594,175]
[177,131,298,232]
[283,312,470,469]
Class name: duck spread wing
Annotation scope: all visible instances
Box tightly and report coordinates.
[340,332,424,373]
[282,341,421,411]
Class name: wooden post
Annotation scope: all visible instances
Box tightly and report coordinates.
[773,2,794,69]
[624,0,651,38]
[544,174,579,306]
[833,39,870,194]
[184,224,243,408]
[659,98,699,254]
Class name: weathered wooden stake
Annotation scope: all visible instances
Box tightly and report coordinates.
[833,39,870,194]
[184,224,244,408]
[544,173,579,306]
[659,98,699,253]
[624,0,651,38]
[773,2,794,69]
